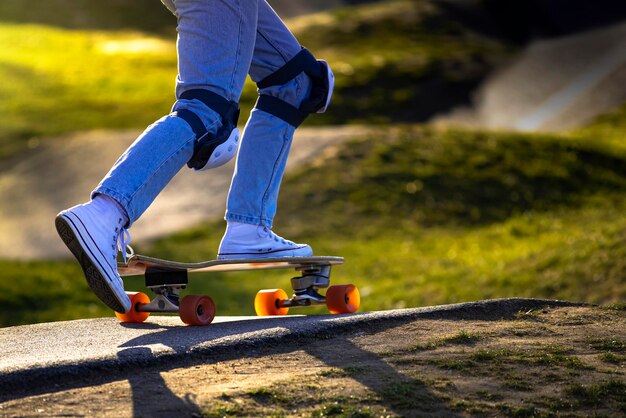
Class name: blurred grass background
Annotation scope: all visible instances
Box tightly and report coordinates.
[0,0,511,157]
[0,0,624,326]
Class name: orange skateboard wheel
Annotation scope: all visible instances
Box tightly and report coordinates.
[180,295,216,326]
[254,289,289,316]
[326,284,360,314]
[115,291,151,323]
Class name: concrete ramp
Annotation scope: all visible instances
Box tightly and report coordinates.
[0,298,582,399]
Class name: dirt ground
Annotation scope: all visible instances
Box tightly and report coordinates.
[1,306,624,417]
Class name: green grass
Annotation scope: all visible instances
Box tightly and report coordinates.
[276,127,626,231]
[0,0,176,34]
[393,330,481,352]
[0,260,106,325]
[381,379,430,409]
[470,346,585,369]
[566,380,626,407]
[0,0,512,159]
[599,352,625,364]
[588,337,625,352]
[140,127,626,312]
[0,23,177,158]
[441,331,481,345]
[289,0,512,124]
[573,102,626,154]
[319,366,366,378]
[246,387,290,406]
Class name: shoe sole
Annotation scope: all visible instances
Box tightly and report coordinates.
[218,246,313,260]
[55,214,129,313]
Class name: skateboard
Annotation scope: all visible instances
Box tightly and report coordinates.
[116,254,360,326]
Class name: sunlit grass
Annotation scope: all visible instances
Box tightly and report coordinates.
[570,102,626,154]
[0,0,513,157]
[139,127,626,315]
[141,190,625,316]
[0,0,176,34]
[0,260,101,325]
[0,23,177,157]
[291,0,512,124]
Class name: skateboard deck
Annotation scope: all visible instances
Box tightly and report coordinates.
[118,254,344,276]
[116,254,359,326]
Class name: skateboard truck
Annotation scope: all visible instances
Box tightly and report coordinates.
[254,262,359,316]
[140,265,333,310]
[116,255,358,325]
[138,267,187,313]
[283,265,331,308]
[138,286,181,313]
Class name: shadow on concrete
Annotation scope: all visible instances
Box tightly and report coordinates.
[0,299,581,416]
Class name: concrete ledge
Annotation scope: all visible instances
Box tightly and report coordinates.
[0,298,585,398]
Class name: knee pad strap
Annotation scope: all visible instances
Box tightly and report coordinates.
[255,48,334,127]
[173,89,240,171]
[255,95,309,127]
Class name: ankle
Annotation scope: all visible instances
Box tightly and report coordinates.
[91,194,130,227]
[225,221,266,234]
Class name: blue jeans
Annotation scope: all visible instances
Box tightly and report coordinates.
[94,0,312,228]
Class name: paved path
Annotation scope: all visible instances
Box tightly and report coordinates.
[0,298,581,401]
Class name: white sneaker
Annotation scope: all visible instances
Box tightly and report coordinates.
[55,198,132,313]
[217,222,313,259]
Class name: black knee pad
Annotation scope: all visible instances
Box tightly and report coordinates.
[254,48,334,127]
[172,89,240,171]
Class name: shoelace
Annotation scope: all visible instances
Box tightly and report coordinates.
[259,226,289,245]
[116,227,134,264]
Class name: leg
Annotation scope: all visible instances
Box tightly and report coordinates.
[57,0,258,312]
[97,0,258,225]
[218,0,333,259]
[225,0,311,228]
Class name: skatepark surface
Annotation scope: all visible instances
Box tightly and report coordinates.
[4,298,625,418]
[0,298,580,399]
